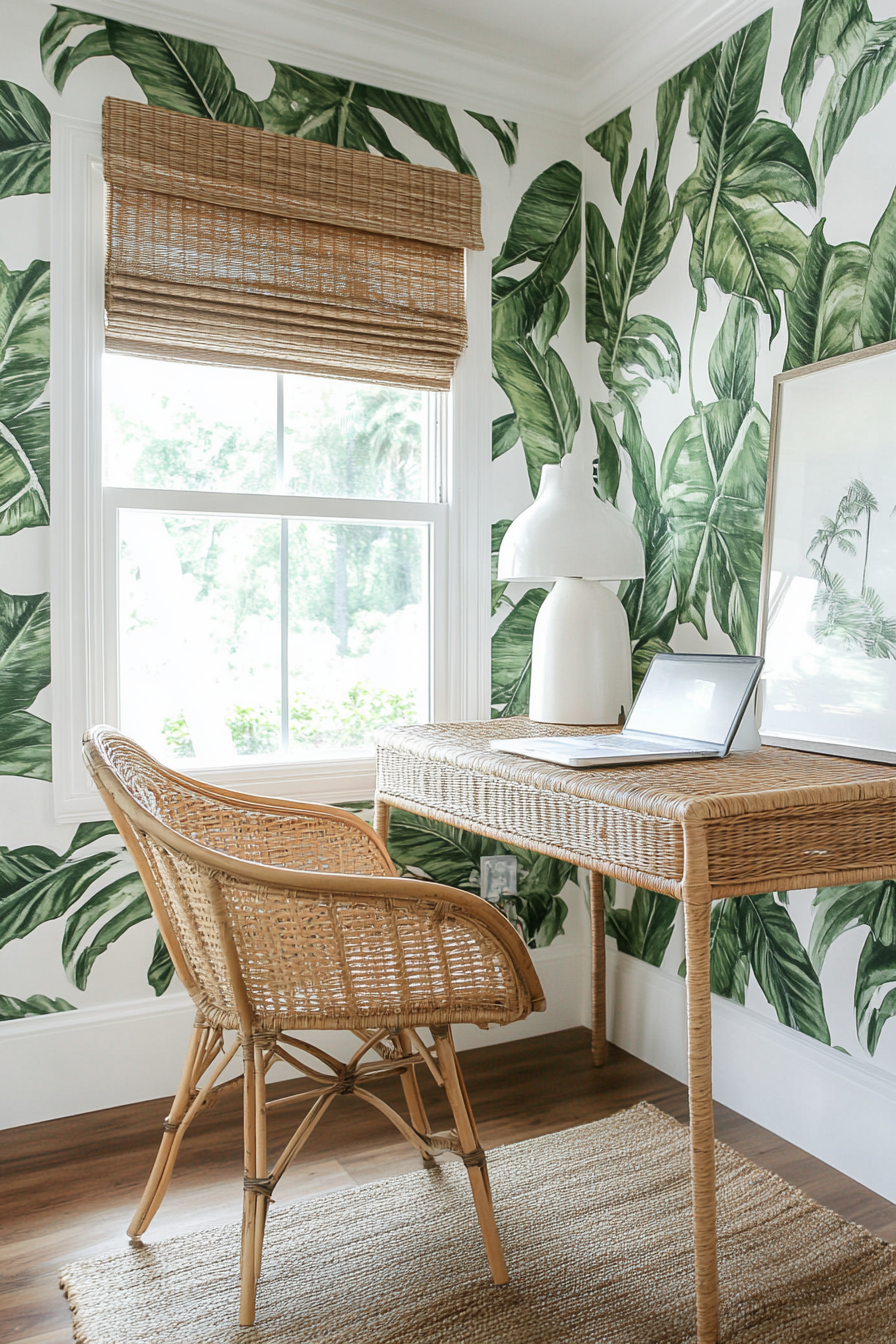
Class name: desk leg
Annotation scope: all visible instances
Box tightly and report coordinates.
[589,872,608,1067]
[374,799,390,843]
[684,894,719,1344]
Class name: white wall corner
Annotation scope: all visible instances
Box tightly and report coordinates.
[577,0,775,132]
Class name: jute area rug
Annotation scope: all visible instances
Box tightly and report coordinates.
[60,1102,896,1343]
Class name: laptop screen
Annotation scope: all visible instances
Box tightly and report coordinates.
[626,655,763,746]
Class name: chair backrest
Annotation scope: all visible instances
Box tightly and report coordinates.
[83,726,393,875]
[82,728,544,1034]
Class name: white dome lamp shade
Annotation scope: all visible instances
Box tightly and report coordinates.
[497,450,645,725]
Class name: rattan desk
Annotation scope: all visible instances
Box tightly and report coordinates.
[373,716,896,1344]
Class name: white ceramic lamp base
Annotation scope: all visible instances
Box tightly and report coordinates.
[529,577,633,725]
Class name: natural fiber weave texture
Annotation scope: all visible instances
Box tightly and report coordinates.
[82,727,540,1032]
[92,727,390,874]
[376,718,896,897]
[103,99,483,248]
[60,1101,896,1344]
[102,98,482,387]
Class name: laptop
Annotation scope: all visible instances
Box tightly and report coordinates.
[491,653,764,768]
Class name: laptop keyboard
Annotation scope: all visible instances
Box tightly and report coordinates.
[572,735,703,756]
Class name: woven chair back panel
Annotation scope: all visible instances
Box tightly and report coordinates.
[105,737,385,872]
[218,877,525,1028]
[142,837,239,1019]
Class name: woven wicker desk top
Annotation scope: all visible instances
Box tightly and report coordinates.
[377,718,896,820]
[375,719,896,897]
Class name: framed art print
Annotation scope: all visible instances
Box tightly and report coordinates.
[759,338,896,764]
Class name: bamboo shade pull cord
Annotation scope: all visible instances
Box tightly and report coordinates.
[101,97,484,389]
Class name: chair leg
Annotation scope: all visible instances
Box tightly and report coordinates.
[397,1029,436,1168]
[239,1034,276,1327]
[253,1037,269,1283]
[127,1019,205,1242]
[239,1038,260,1328]
[432,1027,508,1286]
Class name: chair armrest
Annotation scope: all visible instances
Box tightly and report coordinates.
[238,862,547,1016]
[223,860,546,1026]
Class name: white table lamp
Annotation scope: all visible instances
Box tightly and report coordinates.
[497,451,645,724]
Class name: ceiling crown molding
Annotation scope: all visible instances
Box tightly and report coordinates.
[578,0,773,131]
[41,0,579,132]
[28,0,771,137]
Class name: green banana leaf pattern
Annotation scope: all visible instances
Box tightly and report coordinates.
[491,520,513,616]
[585,109,631,204]
[782,0,896,196]
[676,893,830,1043]
[0,116,52,786]
[386,809,576,948]
[0,258,50,539]
[259,66,474,171]
[675,13,814,343]
[0,992,75,1021]
[811,883,896,1054]
[489,160,582,721]
[0,589,51,781]
[39,10,489,174]
[491,159,582,495]
[42,10,260,123]
[584,4,896,1051]
[783,219,869,368]
[492,587,549,717]
[604,876,678,967]
[0,822,172,998]
[0,81,50,197]
[465,112,518,166]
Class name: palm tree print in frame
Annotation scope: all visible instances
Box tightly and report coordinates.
[760,340,896,763]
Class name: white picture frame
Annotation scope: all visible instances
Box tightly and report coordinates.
[758,338,896,764]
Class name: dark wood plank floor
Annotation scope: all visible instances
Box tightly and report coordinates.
[3,1027,895,1344]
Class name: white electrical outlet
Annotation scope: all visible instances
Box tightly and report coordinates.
[480,854,518,903]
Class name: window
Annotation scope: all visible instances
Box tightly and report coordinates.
[51,118,489,821]
[103,354,443,767]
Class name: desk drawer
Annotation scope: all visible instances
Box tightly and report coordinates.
[706,796,896,892]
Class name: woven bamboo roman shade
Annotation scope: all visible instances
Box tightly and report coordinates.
[101,98,483,389]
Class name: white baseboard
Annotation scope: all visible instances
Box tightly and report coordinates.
[0,992,201,1130]
[605,946,896,1205]
[0,941,590,1130]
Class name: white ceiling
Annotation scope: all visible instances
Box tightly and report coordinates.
[308,0,671,81]
[33,0,767,129]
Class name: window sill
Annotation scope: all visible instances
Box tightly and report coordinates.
[185,754,377,805]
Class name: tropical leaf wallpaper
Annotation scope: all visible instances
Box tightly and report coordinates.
[584,0,896,1058]
[2,0,896,1097]
[0,2,581,1035]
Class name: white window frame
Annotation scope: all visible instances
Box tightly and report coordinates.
[51,115,490,822]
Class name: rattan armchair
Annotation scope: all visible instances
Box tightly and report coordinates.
[82,727,546,1326]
